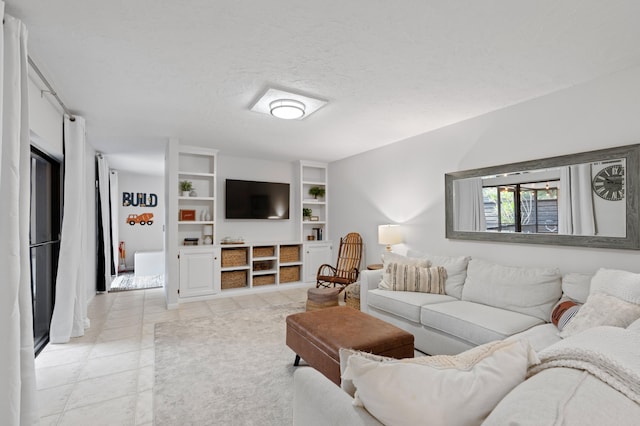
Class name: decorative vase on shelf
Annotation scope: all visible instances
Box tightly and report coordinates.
[204,209,211,221]
[182,191,190,197]
[190,189,198,197]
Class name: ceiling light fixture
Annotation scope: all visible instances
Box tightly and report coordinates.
[250,88,327,120]
[270,99,305,120]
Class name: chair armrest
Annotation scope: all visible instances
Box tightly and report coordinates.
[316,264,337,277]
[359,270,383,313]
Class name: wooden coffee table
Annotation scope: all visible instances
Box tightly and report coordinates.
[286,306,414,385]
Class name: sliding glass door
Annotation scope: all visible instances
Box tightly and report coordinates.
[30,147,62,356]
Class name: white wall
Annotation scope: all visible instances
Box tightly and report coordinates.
[118,172,165,269]
[329,64,640,275]
[216,155,298,243]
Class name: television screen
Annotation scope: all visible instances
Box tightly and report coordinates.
[225,179,290,219]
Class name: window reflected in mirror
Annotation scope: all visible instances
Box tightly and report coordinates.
[445,144,639,250]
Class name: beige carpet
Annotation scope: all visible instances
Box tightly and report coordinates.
[154,302,305,425]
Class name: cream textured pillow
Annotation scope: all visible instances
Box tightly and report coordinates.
[379,252,430,289]
[589,268,640,304]
[386,263,447,294]
[559,293,640,338]
[343,339,539,426]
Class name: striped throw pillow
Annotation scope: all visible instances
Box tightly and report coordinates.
[387,263,447,294]
[550,299,581,331]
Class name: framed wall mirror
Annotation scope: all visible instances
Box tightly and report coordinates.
[445,144,640,250]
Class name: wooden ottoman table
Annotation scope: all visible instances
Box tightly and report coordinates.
[286,306,414,385]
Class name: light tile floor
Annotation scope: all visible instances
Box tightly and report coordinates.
[36,286,311,426]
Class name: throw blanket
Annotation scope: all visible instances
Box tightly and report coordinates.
[528,326,640,404]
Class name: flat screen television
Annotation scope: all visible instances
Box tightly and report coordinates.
[225,179,290,219]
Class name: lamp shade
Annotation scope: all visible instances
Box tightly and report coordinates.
[378,224,402,249]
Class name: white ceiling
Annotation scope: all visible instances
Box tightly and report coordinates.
[7,1,640,175]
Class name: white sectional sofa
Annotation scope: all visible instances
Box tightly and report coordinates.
[293,256,640,425]
[360,252,570,354]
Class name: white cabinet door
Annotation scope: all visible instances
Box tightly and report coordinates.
[179,248,220,298]
[303,243,332,282]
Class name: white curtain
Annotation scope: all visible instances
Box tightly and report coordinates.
[0,7,40,424]
[50,116,90,343]
[109,169,119,276]
[96,154,111,286]
[453,178,486,231]
[558,164,596,235]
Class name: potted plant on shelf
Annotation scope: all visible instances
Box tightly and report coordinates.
[303,208,312,221]
[180,180,193,197]
[309,186,325,200]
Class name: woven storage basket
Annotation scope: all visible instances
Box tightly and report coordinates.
[345,283,361,310]
[253,274,276,286]
[279,265,300,283]
[253,246,275,258]
[221,270,247,289]
[253,260,272,271]
[280,245,300,263]
[221,248,248,267]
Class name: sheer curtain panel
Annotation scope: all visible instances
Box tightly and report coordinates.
[0,5,40,424]
[50,116,90,343]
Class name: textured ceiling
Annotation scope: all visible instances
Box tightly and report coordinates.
[7,1,640,174]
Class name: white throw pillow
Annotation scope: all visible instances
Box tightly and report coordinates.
[461,258,562,321]
[559,293,640,338]
[342,339,539,426]
[407,250,470,299]
[589,268,640,304]
[379,252,430,289]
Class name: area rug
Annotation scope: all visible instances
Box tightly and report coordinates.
[154,302,305,426]
[109,273,163,292]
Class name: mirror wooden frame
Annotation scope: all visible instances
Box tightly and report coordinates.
[445,144,640,250]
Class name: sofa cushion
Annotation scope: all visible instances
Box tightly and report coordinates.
[506,324,562,353]
[561,273,592,303]
[368,289,456,323]
[407,250,470,299]
[342,339,538,426]
[461,259,562,321]
[420,301,544,346]
[628,317,640,332]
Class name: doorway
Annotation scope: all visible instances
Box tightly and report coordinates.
[30,147,62,356]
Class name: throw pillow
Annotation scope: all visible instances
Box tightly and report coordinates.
[559,293,640,338]
[379,252,430,289]
[342,339,539,426]
[589,268,640,304]
[386,263,447,294]
[550,298,581,331]
[339,348,393,398]
[407,250,470,299]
